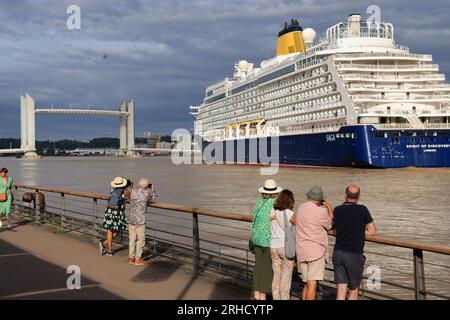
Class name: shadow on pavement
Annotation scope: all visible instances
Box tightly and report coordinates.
[0,238,123,300]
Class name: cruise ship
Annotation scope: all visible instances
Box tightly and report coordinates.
[189,14,450,168]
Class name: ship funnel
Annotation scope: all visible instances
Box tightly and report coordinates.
[276,18,306,56]
[347,13,361,37]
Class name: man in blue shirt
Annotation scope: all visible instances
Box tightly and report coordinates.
[332,185,377,300]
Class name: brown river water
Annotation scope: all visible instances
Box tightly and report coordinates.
[1,156,449,247]
[1,156,449,298]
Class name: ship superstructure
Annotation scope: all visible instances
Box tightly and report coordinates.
[189,14,450,168]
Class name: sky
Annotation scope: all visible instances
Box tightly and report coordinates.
[0,0,449,140]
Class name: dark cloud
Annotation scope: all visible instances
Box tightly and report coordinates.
[0,0,449,139]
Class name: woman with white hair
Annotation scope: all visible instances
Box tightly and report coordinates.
[126,177,156,266]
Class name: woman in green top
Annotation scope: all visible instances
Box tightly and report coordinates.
[0,168,14,229]
[251,179,282,300]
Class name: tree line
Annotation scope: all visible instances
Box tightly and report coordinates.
[0,135,172,156]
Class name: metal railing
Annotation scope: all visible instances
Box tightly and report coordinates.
[337,64,439,70]
[12,184,450,300]
[333,52,432,60]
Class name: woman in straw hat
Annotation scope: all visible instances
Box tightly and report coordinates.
[99,177,129,256]
[251,179,282,300]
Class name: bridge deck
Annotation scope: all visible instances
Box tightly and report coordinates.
[35,109,128,116]
[0,219,250,300]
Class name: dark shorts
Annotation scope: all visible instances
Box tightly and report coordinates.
[332,249,366,290]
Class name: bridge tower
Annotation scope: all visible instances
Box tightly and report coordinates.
[17,94,136,159]
[20,94,39,159]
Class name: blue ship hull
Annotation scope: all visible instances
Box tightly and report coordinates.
[201,125,450,168]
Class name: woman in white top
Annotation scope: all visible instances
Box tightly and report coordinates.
[270,189,296,300]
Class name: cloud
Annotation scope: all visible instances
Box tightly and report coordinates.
[0,0,449,139]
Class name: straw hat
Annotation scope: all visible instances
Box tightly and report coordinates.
[259,179,282,194]
[111,177,127,188]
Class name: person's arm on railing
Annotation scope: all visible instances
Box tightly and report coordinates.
[366,222,377,236]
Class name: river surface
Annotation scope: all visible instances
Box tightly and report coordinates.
[1,156,449,247]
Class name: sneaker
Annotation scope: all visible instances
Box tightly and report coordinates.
[128,258,136,265]
[106,252,113,257]
[134,258,145,266]
[6,224,12,229]
[98,241,104,256]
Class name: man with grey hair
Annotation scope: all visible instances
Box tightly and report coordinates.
[332,185,377,300]
[126,178,156,266]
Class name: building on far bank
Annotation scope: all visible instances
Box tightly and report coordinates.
[156,141,172,149]
[65,148,120,156]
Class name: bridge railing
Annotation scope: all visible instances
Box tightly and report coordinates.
[13,184,450,300]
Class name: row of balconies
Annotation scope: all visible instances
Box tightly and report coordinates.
[199,64,329,115]
[200,73,335,120]
[201,100,345,131]
[272,108,347,124]
[201,89,342,126]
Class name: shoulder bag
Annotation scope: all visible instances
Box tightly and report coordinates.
[283,210,297,260]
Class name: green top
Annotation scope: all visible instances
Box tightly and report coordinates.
[251,197,274,247]
[0,177,14,216]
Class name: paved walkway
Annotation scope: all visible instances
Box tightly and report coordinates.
[0,219,250,300]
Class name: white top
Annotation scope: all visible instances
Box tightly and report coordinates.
[270,209,294,248]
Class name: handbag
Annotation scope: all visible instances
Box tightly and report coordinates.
[282,210,297,260]
[249,199,269,254]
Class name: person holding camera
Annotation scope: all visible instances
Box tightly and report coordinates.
[126,177,156,266]
[291,186,333,300]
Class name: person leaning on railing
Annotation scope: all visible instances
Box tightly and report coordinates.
[331,185,377,300]
[251,179,282,301]
[99,177,129,256]
[125,178,156,266]
[291,186,334,300]
[269,189,296,300]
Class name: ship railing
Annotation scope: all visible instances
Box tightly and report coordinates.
[375,124,414,129]
[334,52,432,60]
[337,64,439,70]
[423,123,450,129]
[374,123,450,129]
[342,74,445,80]
[349,84,450,90]
[394,44,410,52]
[12,184,450,300]
[351,94,450,100]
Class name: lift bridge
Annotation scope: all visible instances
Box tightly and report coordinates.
[0,94,137,158]
[0,94,198,158]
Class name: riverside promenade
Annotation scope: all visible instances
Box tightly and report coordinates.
[0,219,249,300]
[1,183,449,300]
